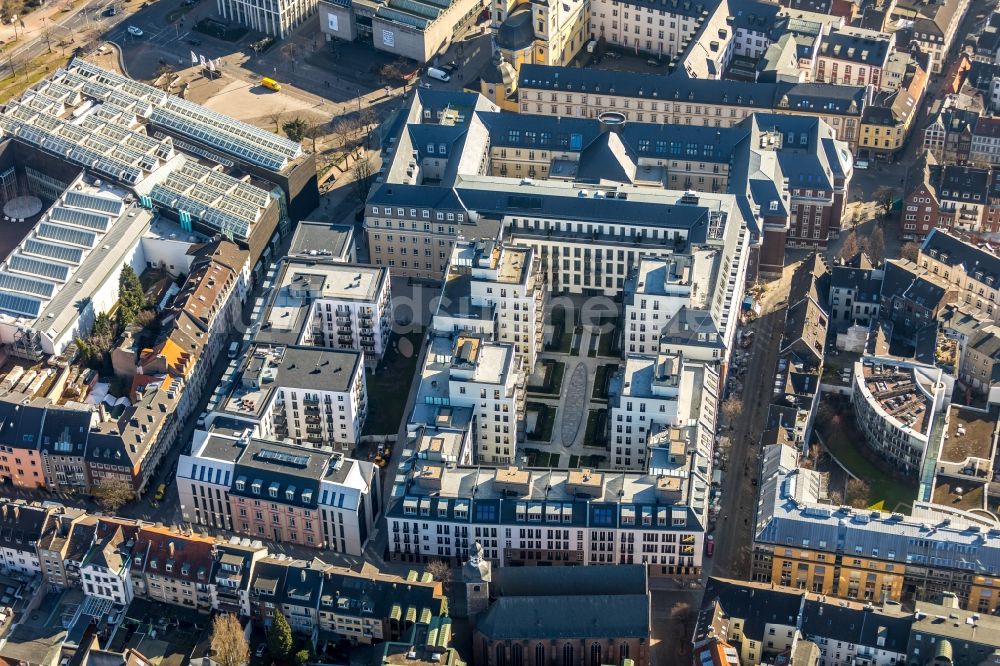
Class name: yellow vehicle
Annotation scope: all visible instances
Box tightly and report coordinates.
[260,77,281,92]
[154,483,167,501]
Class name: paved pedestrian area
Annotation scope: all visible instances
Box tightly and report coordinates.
[560,362,589,446]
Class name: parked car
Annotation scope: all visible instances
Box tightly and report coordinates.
[154,483,167,501]
[705,535,715,557]
[127,25,143,36]
[102,5,117,16]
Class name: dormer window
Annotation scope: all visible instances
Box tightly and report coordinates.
[236,477,246,491]
[269,483,279,498]
[251,480,261,494]
[302,490,313,503]
[286,486,296,501]
[165,561,173,573]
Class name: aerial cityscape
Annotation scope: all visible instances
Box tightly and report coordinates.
[0,0,995,662]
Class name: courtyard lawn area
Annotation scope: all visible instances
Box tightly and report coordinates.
[528,360,565,396]
[363,330,423,436]
[526,402,556,442]
[568,454,606,468]
[583,409,608,447]
[592,363,618,401]
[596,315,620,357]
[815,400,918,513]
[547,307,573,353]
[526,449,560,467]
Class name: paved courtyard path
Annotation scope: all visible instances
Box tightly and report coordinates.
[560,362,588,446]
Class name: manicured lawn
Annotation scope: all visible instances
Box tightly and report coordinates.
[528,360,565,396]
[592,363,618,401]
[526,402,556,442]
[583,409,607,447]
[815,401,918,513]
[363,330,423,436]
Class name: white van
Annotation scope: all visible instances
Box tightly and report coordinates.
[427,67,451,82]
[228,341,240,359]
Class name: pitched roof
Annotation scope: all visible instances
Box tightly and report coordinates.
[476,594,650,640]
[132,527,216,583]
[0,502,50,553]
[922,229,1000,286]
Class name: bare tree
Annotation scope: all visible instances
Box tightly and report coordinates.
[425,559,452,584]
[331,117,359,150]
[379,61,404,83]
[721,396,742,430]
[210,614,250,666]
[846,478,871,509]
[828,489,844,505]
[266,106,286,133]
[900,241,920,263]
[303,122,324,154]
[837,230,859,263]
[864,226,886,266]
[350,155,375,203]
[92,476,134,512]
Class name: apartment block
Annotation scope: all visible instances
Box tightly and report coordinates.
[409,333,523,466]
[753,444,1000,611]
[387,463,705,576]
[255,258,392,368]
[850,357,948,476]
[370,89,844,287]
[217,344,367,452]
[434,240,544,372]
[920,229,1000,323]
[623,253,726,356]
[130,526,216,612]
[178,431,379,555]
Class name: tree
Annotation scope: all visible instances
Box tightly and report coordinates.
[900,241,920,263]
[91,312,115,340]
[425,559,452,584]
[721,396,742,430]
[116,264,147,328]
[331,117,359,150]
[864,226,886,266]
[837,230,859,263]
[267,610,293,661]
[267,106,286,133]
[303,123,324,154]
[282,117,310,143]
[294,649,311,666]
[351,155,376,204]
[379,61,404,83]
[210,614,250,666]
[846,478,871,509]
[92,477,134,512]
[155,63,175,92]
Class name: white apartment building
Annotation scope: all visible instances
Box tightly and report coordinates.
[623,252,718,355]
[851,357,950,475]
[434,241,544,371]
[258,259,392,368]
[387,464,704,576]
[177,432,379,555]
[80,529,135,606]
[217,345,367,452]
[217,0,316,38]
[409,333,523,466]
[0,503,46,576]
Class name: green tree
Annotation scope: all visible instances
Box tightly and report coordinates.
[282,117,309,143]
[117,264,146,327]
[267,610,293,661]
[294,648,310,666]
[91,312,115,340]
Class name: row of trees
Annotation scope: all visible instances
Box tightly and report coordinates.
[76,265,153,372]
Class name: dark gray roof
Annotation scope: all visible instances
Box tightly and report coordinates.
[660,307,724,349]
[831,266,882,303]
[820,28,891,66]
[288,221,353,260]
[492,564,647,597]
[0,401,46,451]
[495,6,534,51]
[700,578,802,640]
[476,594,650,640]
[39,406,92,457]
[922,230,1000,287]
[517,65,867,116]
[273,345,362,393]
[799,600,912,653]
[935,164,990,203]
[0,503,49,554]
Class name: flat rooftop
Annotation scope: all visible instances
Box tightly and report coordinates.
[931,477,986,512]
[287,221,353,260]
[940,406,996,464]
[860,362,933,436]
